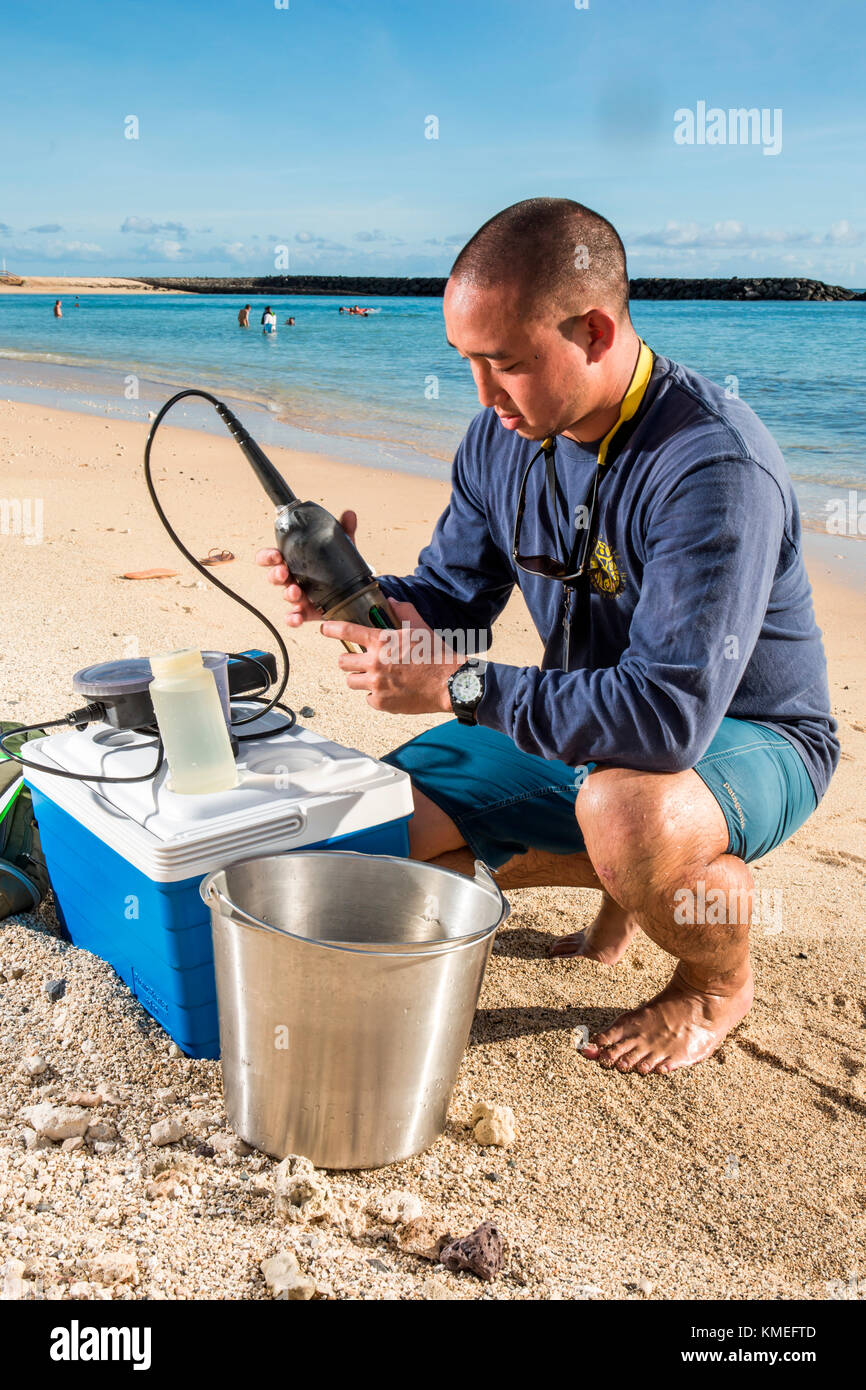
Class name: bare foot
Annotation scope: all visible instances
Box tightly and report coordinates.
[549,893,640,964]
[580,964,754,1074]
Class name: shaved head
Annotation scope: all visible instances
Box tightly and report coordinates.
[443,198,639,444]
[449,197,630,323]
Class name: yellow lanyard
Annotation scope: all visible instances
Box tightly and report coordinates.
[548,338,655,669]
[597,338,654,467]
[540,337,654,465]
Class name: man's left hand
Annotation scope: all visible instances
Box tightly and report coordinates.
[321,599,461,714]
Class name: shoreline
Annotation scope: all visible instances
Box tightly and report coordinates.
[1,362,863,561]
[3,274,864,301]
[0,354,457,482]
[0,276,187,295]
[2,394,862,673]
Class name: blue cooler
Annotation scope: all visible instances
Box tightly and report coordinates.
[23,707,413,1058]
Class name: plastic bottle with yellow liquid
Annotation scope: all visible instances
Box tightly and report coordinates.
[148,649,238,794]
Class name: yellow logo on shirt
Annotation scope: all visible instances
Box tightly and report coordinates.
[590,538,625,596]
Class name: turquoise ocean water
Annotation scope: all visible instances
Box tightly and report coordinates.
[1,293,864,531]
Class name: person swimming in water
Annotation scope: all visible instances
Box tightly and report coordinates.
[238,304,251,327]
[53,299,62,318]
[261,306,277,334]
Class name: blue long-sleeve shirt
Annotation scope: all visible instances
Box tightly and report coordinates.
[376,352,839,800]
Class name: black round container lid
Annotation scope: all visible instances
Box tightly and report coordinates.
[73,653,226,697]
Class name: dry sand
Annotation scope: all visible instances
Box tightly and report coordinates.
[0,398,864,1301]
[0,277,184,295]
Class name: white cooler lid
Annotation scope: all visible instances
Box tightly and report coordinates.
[24,707,414,881]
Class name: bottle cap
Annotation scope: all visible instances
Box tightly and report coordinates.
[148,648,203,681]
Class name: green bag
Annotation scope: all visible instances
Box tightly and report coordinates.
[0,722,52,921]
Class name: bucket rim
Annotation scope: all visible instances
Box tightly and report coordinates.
[199,848,509,957]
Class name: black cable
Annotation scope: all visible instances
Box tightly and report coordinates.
[232,695,297,741]
[143,388,294,730]
[223,652,295,738]
[1,390,299,783]
[0,718,165,784]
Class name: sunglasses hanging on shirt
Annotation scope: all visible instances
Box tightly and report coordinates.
[511,339,656,670]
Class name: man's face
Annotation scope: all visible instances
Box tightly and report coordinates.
[443,279,607,440]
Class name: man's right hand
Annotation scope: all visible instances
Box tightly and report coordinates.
[255,509,358,628]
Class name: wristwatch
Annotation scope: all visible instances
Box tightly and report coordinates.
[447,659,485,725]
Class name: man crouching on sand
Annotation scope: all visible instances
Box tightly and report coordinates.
[257,198,839,1075]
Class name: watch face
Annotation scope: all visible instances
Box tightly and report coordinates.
[452,670,483,703]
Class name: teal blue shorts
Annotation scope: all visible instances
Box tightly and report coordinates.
[381,716,818,870]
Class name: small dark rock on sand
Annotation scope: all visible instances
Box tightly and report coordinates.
[439,1221,504,1282]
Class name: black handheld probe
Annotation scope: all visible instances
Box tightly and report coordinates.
[211,398,399,650]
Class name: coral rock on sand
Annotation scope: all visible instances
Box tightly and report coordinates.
[419,1274,455,1300]
[261,1251,317,1300]
[21,1055,48,1077]
[329,1195,368,1238]
[23,1103,90,1143]
[67,1084,122,1106]
[396,1215,454,1261]
[373,1190,423,1225]
[2,1259,37,1301]
[470,1101,516,1149]
[145,1169,188,1201]
[24,1132,53,1151]
[86,1120,119,1143]
[150,1116,187,1147]
[207,1131,251,1157]
[440,1222,505,1282]
[274,1154,332,1223]
[88,1252,139,1286]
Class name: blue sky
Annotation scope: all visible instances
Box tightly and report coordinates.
[1,0,863,282]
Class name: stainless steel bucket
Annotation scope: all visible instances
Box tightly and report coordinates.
[200,851,509,1169]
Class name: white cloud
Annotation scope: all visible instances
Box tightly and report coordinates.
[293,231,347,250]
[424,233,468,247]
[145,237,188,262]
[826,220,858,245]
[121,216,188,239]
[62,241,104,256]
[209,240,265,266]
[3,238,105,262]
[629,220,862,252]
